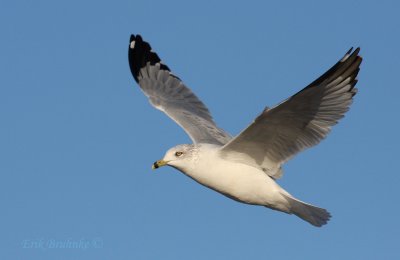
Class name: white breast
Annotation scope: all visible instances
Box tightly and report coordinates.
[180,145,289,208]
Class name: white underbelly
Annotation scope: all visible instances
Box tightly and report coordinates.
[183,158,288,208]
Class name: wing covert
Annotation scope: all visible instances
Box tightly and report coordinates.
[220,48,362,179]
[128,34,231,145]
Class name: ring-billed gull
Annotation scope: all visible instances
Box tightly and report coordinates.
[128,34,362,227]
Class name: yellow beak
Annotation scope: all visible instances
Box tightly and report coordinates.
[152,160,168,170]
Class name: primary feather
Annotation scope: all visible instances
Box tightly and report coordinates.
[128,35,231,145]
[220,48,362,179]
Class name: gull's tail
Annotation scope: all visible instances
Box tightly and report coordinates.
[282,193,331,227]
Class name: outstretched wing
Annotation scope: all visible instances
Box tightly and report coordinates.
[128,34,231,145]
[220,48,362,179]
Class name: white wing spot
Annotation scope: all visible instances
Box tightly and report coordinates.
[340,54,350,62]
[130,41,136,49]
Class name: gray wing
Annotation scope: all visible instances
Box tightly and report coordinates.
[220,48,362,179]
[128,35,231,145]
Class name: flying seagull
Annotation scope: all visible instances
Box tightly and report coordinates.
[128,34,362,227]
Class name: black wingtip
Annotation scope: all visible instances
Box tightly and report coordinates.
[346,47,354,55]
[341,47,361,63]
[355,47,362,60]
[345,47,360,54]
[300,46,362,94]
[128,34,175,83]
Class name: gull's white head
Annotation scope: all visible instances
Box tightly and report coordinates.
[152,144,196,171]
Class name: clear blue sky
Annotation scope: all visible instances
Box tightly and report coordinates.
[1,0,399,259]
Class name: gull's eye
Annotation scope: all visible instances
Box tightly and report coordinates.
[175,151,183,157]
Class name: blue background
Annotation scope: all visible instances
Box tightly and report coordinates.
[1,0,399,259]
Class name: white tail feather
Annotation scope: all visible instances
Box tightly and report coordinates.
[282,193,331,227]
